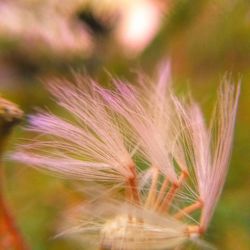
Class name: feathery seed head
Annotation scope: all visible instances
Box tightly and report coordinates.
[12,67,240,249]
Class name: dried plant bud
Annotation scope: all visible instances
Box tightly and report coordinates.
[0,96,23,138]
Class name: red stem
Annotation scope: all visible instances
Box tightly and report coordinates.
[0,164,29,250]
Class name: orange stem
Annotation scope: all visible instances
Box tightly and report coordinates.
[154,177,169,209]
[127,164,140,204]
[158,183,178,212]
[186,225,204,236]
[174,200,203,220]
[158,171,187,213]
[145,168,159,208]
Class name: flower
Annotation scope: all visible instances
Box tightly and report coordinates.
[0,1,92,55]
[12,68,240,249]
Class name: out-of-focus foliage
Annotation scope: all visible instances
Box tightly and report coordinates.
[0,0,249,249]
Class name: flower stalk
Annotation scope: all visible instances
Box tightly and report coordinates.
[0,97,29,250]
[127,164,141,204]
[158,171,188,213]
[174,200,203,220]
[145,168,159,208]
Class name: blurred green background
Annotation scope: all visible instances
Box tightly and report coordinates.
[0,0,250,249]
